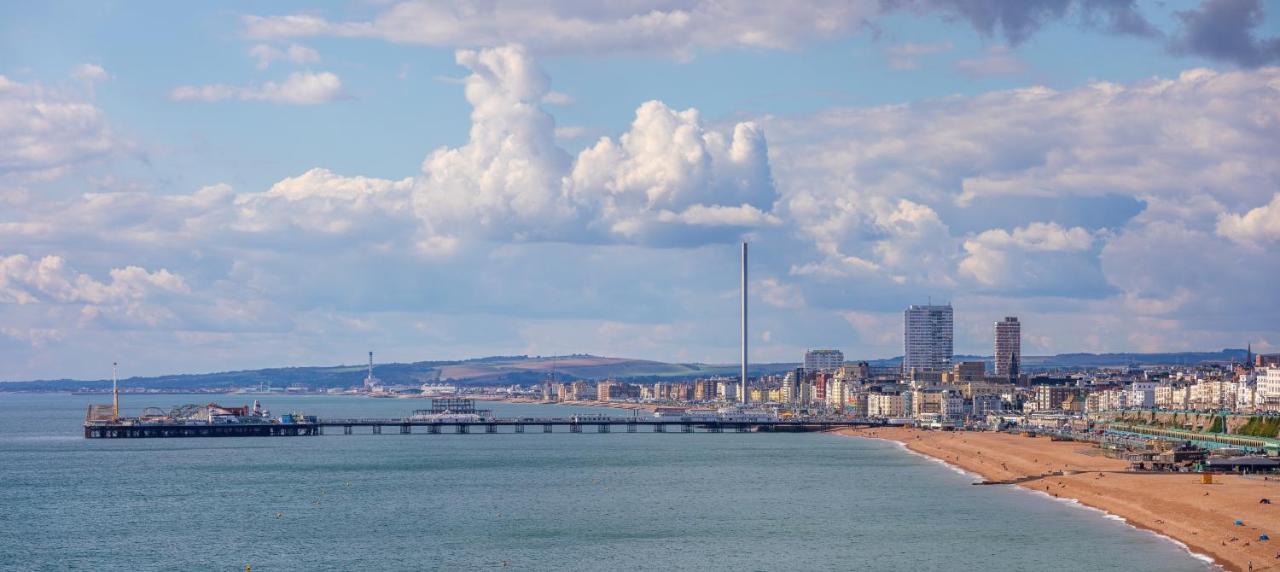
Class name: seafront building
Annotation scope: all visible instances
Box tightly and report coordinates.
[1261,367,1280,408]
[460,302,1275,429]
[804,349,844,373]
[457,355,1272,431]
[903,304,953,373]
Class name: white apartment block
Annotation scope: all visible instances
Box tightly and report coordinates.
[1127,381,1156,409]
[826,378,847,408]
[1154,384,1191,410]
[1085,391,1106,413]
[1190,379,1237,410]
[1237,382,1259,412]
[1091,388,1127,410]
[904,304,953,372]
[1260,368,1280,410]
[866,392,907,418]
[804,349,845,372]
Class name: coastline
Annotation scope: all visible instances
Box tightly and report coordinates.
[867,433,1216,568]
[838,427,1280,572]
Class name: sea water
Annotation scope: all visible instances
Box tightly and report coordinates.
[0,393,1212,571]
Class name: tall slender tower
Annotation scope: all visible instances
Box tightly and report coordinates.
[364,351,376,389]
[740,241,749,404]
[111,361,119,420]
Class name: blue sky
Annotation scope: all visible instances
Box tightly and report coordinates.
[1,0,1278,379]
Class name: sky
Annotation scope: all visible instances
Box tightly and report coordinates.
[1,0,1279,379]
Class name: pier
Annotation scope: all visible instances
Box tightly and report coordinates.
[82,398,894,439]
[84,417,888,438]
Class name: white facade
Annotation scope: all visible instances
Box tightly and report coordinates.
[972,393,1003,416]
[1127,381,1156,409]
[1088,388,1127,411]
[804,349,844,372]
[1085,392,1105,413]
[1260,368,1280,406]
[940,391,965,420]
[717,381,739,402]
[1237,382,1258,412]
[866,392,906,418]
[1154,384,1191,410]
[826,378,847,408]
[993,317,1020,379]
[904,304,953,372]
[781,370,801,404]
[1190,379,1237,410]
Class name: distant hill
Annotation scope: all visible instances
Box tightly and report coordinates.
[0,355,798,392]
[1020,349,1250,369]
[860,349,1250,370]
[0,349,1252,392]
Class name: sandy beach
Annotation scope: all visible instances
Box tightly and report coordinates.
[839,427,1280,571]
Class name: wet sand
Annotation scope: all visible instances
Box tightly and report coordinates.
[839,427,1280,571]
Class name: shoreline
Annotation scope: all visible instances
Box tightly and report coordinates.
[857,432,1218,568]
[838,427,1280,572]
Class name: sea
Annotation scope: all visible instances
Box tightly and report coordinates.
[0,393,1214,571]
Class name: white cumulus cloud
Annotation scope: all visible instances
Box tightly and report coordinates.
[248,43,321,69]
[0,253,190,330]
[1217,192,1280,246]
[0,75,115,175]
[170,71,342,105]
[959,222,1096,287]
[0,254,188,305]
[71,63,110,84]
[412,45,778,245]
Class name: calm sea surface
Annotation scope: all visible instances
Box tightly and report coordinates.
[0,393,1211,571]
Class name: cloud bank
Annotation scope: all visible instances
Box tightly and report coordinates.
[4,43,1279,377]
[241,0,1167,57]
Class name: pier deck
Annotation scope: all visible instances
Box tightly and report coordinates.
[84,417,887,438]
